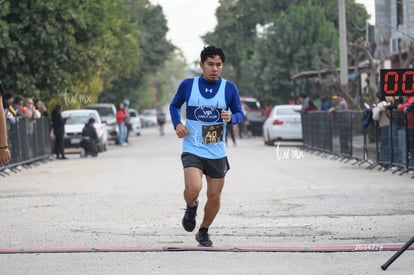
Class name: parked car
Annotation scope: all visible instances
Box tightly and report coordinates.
[84,103,118,143]
[140,108,157,127]
[62,109,108,152]
[128,108,141,136]
[262,104,302,145]
[240,96,266,136]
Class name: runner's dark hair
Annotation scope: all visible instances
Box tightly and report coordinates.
[200,46,225,63]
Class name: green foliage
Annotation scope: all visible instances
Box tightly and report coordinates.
[0,0,173,110]
[204,0,369,105]
[98,1,175,109]
[254,4,338,104]
[311,0,370,42]
[0,0,370,110]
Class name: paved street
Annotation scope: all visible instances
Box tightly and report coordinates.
[0,125,413,274]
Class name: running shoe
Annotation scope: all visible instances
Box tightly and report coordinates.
[196,229,213,247]
[182,200,198,232]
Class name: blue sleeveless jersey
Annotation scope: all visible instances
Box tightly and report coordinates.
[183,77,227,159]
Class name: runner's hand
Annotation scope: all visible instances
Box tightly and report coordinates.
[221,109,231,123]
[175,123,189,138]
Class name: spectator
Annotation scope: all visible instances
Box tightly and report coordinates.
[329,94,350,154]
[263,104,272,118]
[123,99,131,143]
[373,94,394,170]
[298,94,317,114]
[3,92,15,112]
[387,97,406,167]
[25,97,41,119]
[298,94,318,114]
[329,94,348,113]
[80,118,98,157]
[116,102,127,145]
[320,96,330,111]
[51,104,69,159]
[13,95,26,117]
[398,96,414,172]
[22,97,40,158]
[35,99,49,118]
[2,92,16,124]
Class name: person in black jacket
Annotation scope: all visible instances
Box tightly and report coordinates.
[80,118,98,157]
[51,104,69,159]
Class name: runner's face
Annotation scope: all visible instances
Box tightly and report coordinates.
[200,56,223,82]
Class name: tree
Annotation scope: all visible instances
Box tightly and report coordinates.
[311,0,370,43]
[253,3,339,104]
[203,0,370,104]
[203,0,289,83]
[0,0,172,110]
[98,1,174,109]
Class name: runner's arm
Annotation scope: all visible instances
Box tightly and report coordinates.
[169,80,189,129]
[225,83,244,124]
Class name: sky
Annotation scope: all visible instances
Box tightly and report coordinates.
[150,0,375,64]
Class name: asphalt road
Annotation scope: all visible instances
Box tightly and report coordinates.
[0,125,413,274]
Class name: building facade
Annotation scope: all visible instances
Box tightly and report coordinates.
[375,0,414,67]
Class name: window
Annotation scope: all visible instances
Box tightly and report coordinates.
[277,107,298,116]
[397,0,404,26]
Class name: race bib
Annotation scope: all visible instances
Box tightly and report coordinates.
[202,124,224,144]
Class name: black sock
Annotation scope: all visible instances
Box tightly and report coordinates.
[187,200,198,209]
[199,226,208,232]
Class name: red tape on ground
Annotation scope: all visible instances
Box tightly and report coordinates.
[0,243,412,254]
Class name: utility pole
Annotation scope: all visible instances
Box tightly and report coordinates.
[338,0,348,92]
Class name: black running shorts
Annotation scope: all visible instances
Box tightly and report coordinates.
[181,152,230,178]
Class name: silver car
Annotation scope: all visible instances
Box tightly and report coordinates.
[262,105,302,145]
[140,108,157,127]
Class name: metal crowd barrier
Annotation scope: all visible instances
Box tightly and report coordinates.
[302,110,413,176]
[1,117,51,175]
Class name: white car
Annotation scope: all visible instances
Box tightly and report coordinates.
[128,108,141,136]
[84,103,119,143]
[62,109,108,152]
[262,105,303,145]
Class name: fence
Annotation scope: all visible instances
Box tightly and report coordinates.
[2,111,413,177]
[302,110,413,176]
[1,117,51,175]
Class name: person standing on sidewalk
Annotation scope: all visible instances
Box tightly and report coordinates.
[116,101,127,146]
[51,104,69,160]
[169,46,244,247]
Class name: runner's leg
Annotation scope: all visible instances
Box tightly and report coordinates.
[201,176,224,228]
[183,167,203,207]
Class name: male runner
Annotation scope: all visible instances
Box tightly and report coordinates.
[169,46,244,246]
